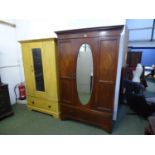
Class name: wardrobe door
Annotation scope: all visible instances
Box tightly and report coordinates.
[58,40,76,111]
[29,42,47,99]
[42,40,59,100]
[73,38,98,108]
[22,41,53,100]
[95,37,119,130]
[23,42,46,97]
[22,43,34,96]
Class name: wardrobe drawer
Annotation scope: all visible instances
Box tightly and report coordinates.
[28,97,53,111]
[61,104,77,118]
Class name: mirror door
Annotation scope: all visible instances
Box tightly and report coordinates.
[71,38,98,108]
[28,42,49,99]
[76,43,93,105]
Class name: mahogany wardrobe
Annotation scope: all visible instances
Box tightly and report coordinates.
[55,25,126,133]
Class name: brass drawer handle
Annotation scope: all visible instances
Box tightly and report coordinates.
[48,105,51,109]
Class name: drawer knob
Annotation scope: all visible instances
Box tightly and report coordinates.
[48,105,51,108]
[32,101,34,104]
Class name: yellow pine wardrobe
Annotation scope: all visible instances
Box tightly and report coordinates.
[20,38,59,118]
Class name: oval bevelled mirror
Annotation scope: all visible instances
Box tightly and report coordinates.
[76,43,93,105]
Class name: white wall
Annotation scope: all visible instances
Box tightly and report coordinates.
[15,19,126,40]
[0,20,22,104]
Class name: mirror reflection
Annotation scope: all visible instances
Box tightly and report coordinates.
[76,43,93,105]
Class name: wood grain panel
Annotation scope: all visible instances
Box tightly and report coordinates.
[75,106,112,132]
[95,38,119,113]
[96,81,115,112]
[61,103,112,132]
[55,25,123,40]
[60,78,73,104]
[59,40,74,76]
[99,39,118,81]
[21,43,34,96]
[58,40,76,106]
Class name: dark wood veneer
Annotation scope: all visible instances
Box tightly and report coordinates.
[56,25,124,133]
[0,84,13,120]
[55,25,123,39]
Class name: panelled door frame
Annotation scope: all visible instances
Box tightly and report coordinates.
[58,39,75,106]
[95,36,120,113]
[28,42,49,99]
[42,40,58,100]
[22,43,34,96]
[71,37,98,109]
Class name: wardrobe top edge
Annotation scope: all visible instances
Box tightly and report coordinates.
[55,25,124,35]
[18,38,57,43]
